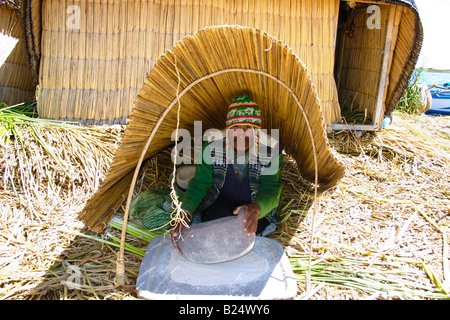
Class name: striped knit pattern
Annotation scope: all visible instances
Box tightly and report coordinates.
[197,139,280,224]
[225,95,262,129]
[225,95,262,157]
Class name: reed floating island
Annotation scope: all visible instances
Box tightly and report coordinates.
[2,0,449,300]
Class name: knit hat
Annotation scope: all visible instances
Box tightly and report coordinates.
[225,95,262,129]
[225,95,261,158]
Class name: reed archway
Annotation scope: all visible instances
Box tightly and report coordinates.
[79,26,346,232]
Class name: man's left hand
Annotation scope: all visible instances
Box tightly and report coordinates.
[233,203,261,236]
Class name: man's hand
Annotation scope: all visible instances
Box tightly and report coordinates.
[170,211,191,254]
[170,222,184,254]
[233,203,261,236]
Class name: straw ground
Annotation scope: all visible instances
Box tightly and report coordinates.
[0,111,449,299]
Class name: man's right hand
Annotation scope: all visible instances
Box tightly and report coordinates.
[170,211,191,254]
[170,222,184,254]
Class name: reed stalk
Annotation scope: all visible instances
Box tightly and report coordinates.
[290,256,449,299]
[1,109,447,299]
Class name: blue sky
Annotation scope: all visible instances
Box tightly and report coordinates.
[414,0,450,69]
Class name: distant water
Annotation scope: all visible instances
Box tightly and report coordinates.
[416,72,450,86]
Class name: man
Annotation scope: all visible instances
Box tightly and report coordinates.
[171,95,283,252]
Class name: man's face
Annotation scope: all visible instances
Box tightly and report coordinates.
[227,124,254,153]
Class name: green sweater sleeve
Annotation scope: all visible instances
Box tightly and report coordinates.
[181,143,213,215]
[254,153,283,219]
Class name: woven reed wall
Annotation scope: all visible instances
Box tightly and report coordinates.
[37,0,341,125]
[79,26,346,231]
[0,6,35,105]
[336,4,391,121]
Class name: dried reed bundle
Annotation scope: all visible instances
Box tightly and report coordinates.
[1,123,123,210]
[93,111,449,298]
[1,112,448,299]
[0,121,124,299]
[273,113,449,299]
[291,256,449,299]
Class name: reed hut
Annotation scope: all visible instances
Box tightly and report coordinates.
[332,0,423,130]
[14,0,422,231]
[0,0,35,105]
[20,0,423,129]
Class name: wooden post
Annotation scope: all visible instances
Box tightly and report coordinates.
[373,5,399,130]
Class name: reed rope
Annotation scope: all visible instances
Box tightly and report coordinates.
[115,65,319,290]
[168,54,191,230]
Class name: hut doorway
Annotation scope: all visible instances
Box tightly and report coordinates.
[333,1,402,131]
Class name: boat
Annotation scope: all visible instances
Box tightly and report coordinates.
[426,82,450,115]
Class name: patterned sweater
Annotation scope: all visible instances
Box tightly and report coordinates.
[181,139,283,221]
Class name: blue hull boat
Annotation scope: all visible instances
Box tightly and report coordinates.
[426,83,450,115]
